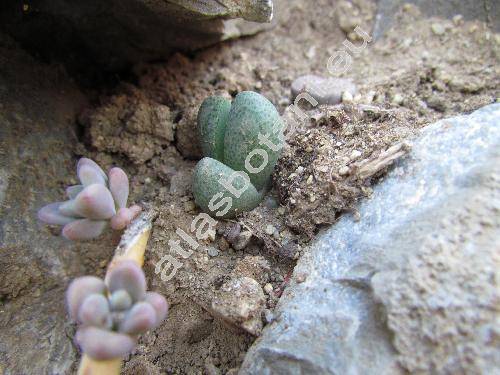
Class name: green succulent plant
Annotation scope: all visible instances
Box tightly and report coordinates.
[193,91,284,219]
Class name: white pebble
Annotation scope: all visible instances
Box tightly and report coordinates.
[264,283,274,294]
[341,91,353,103]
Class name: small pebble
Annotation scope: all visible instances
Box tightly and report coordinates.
[277,207,286,215]
[183,200,196,212]
[350,150,362,160]
[207,246,219,257]
[339,166,350,175]
[341,91,353,103]
[452,15,463,26]
[232,231,252,251]
[265,225,276,236]
[306,175,314,184]
[431,23,446,35]
[291,75,357,105]
[264,283,274,294]
[392,93,404,105]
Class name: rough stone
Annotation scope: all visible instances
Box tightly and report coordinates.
[241,104,500,374]
[231,230,253,251]
[0,0,275,75]
[291,75,357,105]
[211,277,266,336]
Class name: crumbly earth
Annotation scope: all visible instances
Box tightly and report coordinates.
[1,0,499,373]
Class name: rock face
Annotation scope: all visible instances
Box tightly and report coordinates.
[240,104,500,374]
[0,33,117,374]
[0,0,274,75]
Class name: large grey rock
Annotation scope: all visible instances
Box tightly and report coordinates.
[0,0,274,74]
[374,0,499,39]
[240,103,500,374]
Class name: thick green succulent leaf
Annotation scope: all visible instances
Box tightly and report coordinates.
[197,96,231,161]
[193,157,263,219]
[223,91,284,191]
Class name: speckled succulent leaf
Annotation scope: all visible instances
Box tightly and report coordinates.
[106,260,146,303]
[75,327,136,360]
[66,276,107,321]
[119,302,157,334]
[223,91,284,191]
[145,292,169,326]
[38,202,77,225]
[108,167,129,209]
[197,96,232,161]
[193,157,263,219]
[72,184,116,220]
[62,219,107,241]
[66,185,84,199]
[78,294,112,329]
[109,290,133,311]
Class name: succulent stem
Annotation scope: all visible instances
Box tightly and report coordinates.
[77,210,154,375]
[77,356,121,375]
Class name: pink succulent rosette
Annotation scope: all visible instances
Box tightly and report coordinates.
[67,261,168,360]
[38,158,141,240]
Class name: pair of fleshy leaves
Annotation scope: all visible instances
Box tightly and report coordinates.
[38,158,141,240]
[193,92,284,218]
[67,261,168,360]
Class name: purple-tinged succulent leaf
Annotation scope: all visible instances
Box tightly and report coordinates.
[75,326,136,360]
[106,260,146,303]
[77,158,107,182]
[78,294,112,329]
[119,302,157,334]
[66,185,84,199]
[66,276,106,321]
[59,200,83,218]
[38,202,77,225]
[62,219,107,241]
[109,290,133,311]
[110,207,134,231]
[108,167,129,209]
[78,164,107,187]
[73,184,116,220]
[145,292,168,327]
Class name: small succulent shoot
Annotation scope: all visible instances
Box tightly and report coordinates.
[38,158,142,241]
[67,260,168,360]
[193,91,284,219]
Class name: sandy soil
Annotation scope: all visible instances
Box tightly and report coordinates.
[1,0,498,373]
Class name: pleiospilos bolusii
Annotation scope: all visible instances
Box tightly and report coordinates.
[193,91,284,218]
[38,158,141,240]
[67,260,168,360]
